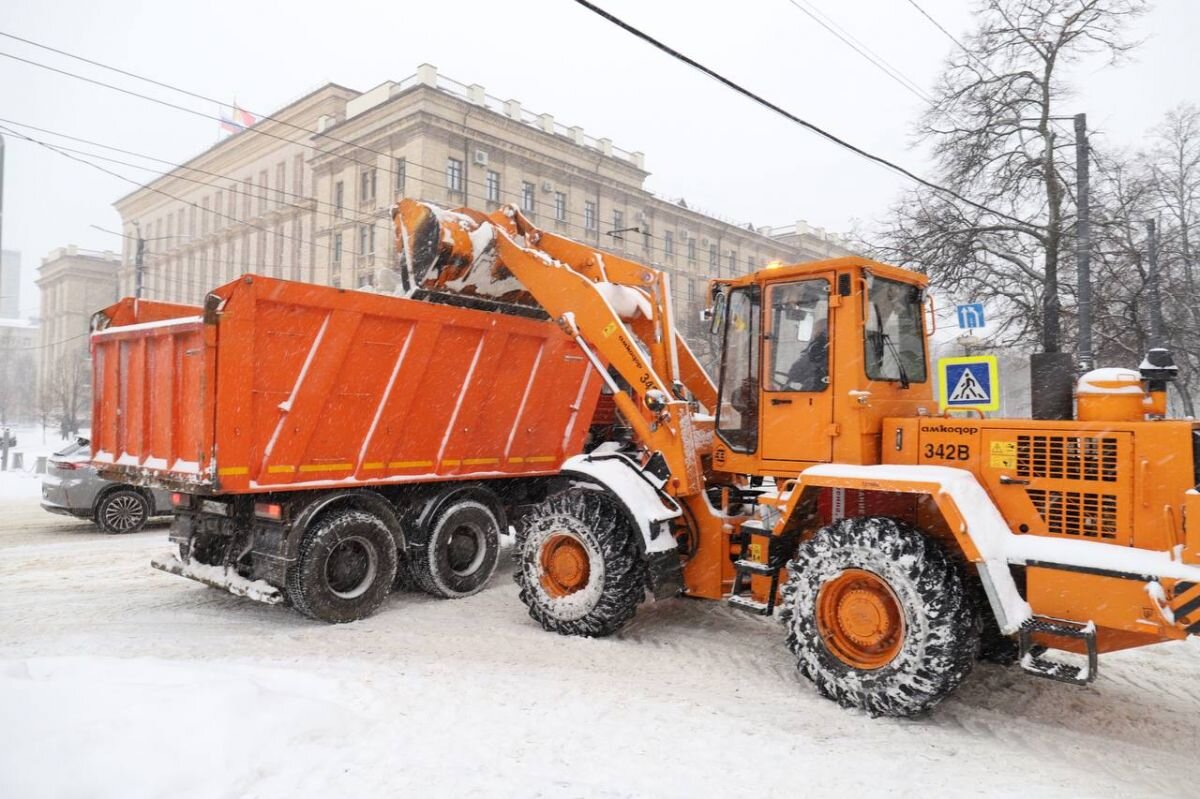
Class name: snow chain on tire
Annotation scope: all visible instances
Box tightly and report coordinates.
[285,509,398,624]
[780,516,979,717]
[514,486,645,637]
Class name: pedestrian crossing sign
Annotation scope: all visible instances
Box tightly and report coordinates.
[938,355,1000,412]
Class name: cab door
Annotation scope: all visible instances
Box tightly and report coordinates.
[760,277,834,463]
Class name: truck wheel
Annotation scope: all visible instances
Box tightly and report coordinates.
[781,516,978,717]
[514,487,645,637]
[409,499,501,598]
[285,509,398,623]
[95,488,151,534]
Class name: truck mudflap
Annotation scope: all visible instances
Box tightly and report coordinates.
[150,551,284,605]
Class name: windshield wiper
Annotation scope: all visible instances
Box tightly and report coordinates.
[874,303,910,389]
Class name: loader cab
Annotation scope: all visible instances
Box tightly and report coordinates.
[709,258,934,476]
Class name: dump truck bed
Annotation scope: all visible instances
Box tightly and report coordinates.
[91,275,604,493]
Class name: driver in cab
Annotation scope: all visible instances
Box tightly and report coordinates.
[783,317,828,391]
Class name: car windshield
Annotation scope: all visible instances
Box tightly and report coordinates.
[53,438,90,458]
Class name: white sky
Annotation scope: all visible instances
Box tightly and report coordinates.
[0,0,1196,318]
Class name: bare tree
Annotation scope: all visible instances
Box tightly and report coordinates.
[873,0,1147,354]
[50,346,90,439]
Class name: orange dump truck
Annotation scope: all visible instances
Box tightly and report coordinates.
[91,275,606,621]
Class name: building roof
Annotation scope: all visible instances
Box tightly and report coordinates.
[112,82,360,207]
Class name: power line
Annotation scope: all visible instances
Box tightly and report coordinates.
[902,0,995,77]
[569,0,1033,229]
[783,0,937,107]
[0,32,807,251]
[0,123,361,259]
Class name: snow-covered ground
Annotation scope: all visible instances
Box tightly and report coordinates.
[1,491,1197,798]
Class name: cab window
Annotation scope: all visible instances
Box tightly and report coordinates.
[767,280,829,392]
[715,286,761,453]
[864,274,927,383]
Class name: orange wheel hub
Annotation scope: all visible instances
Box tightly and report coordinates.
[816,569,905,670]
[539,534,591,598]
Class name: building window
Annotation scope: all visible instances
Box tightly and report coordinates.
[333,233,342,265]
[554,192,567,222]
[664,230,674,258]
[214,192,223,229]
[361,168,376,203]
[642,226,651,252]
[258,170,268,214]
[394,158,406,195]
[334,181,344,218]
[522,181,535,213]
[709,244,718,270]
[447,158,464,193]
[687,237,696,262]
[227,185,237,220]
[201,199,209,236]
[486,170,501,203]
[293,155,304,197]
[242,179,252,220]
[612,210,624,241]
[359,225,377,258]
[584,200,597,231]
[276,162,287,205]
[728,250,738,273]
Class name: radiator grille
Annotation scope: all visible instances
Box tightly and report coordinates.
[1026,489,1118,539]
[1016,435,1118,482]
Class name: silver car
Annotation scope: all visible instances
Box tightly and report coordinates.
[41,438,173,533]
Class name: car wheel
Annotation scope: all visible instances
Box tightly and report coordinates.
[95,489,152,534]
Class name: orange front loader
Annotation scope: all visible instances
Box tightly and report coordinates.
[389,199,1200,717]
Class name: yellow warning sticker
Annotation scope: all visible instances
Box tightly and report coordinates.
[602,322,617,338]
[990,441,1016,469]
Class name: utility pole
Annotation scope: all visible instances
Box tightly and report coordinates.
[134,222,145,299]
[1146,219,1166,348]
[1074,113,1093,373]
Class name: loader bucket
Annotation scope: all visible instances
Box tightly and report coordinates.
[393,198,539,310]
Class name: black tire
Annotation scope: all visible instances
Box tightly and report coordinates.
[95,488,151,534]
[514,487,645,637]
[408,499,501,598]
[285,509,398,623]
[781,516,978,717]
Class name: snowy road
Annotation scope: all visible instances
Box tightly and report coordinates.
[1,485,1197,798]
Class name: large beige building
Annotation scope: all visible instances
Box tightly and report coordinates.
[112,64,851,339]
[37,246,120,396]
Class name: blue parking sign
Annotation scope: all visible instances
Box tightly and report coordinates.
[956,303,985,329]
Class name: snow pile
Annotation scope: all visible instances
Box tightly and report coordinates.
[4,514,1200,797]
[1077,368,1143,395]
[593,282,652,320]
[0,424,88,500]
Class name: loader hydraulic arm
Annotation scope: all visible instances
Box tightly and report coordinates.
[392,199,711,497]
